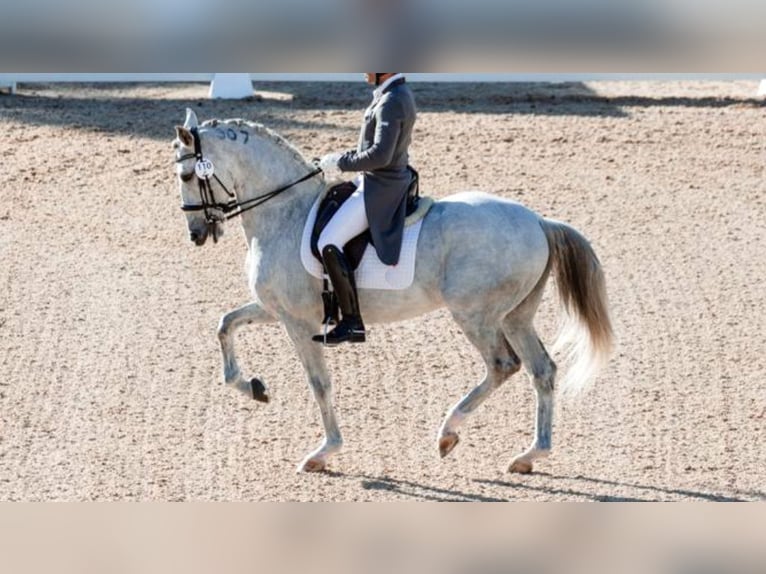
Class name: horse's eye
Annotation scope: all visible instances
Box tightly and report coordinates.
[180,172,194,183]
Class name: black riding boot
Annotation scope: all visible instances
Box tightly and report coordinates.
[312,245,366,346]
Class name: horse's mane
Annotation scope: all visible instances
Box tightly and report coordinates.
[201,118,311,167]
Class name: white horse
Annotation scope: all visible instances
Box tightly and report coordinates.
[173,109,614,474]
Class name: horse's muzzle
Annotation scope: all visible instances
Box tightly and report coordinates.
[190,229,208,246]
[189,221,223,246]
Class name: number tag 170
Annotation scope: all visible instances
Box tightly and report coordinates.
[195,159,215,179]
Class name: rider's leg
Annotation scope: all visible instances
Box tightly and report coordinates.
[313,187,368,345]
[312,245,366,345]
[317,186,369,254]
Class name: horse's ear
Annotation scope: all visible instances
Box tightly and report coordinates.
[175,126,194,147]
[184,108,199,129]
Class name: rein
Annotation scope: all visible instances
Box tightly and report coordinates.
[177,126,322,224]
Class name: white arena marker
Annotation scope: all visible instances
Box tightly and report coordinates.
[209,74,253,99]
[758,79,766,98]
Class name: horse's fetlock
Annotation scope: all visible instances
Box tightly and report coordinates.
[327,436,343,452]
[224,368,241,385]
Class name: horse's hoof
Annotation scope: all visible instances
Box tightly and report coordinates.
[508,458,534,474]
[298,458,327,473]
[250,378,269,403]
[438,433,460,458]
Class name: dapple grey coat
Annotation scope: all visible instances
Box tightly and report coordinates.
[338,78,416,265]
[174,110,614,474]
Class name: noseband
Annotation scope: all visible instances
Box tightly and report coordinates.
[176,126,323,234]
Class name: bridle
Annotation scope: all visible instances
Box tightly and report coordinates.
[176,126,322,236]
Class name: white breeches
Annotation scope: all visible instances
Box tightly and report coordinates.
[318,177,369,253]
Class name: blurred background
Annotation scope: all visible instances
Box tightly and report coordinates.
[0,0,764,70]
[1,504,765,574]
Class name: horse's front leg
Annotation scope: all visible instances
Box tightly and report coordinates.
[218,302,277,402]
[283,318,343,473]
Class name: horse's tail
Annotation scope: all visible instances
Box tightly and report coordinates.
[541,219,614,396]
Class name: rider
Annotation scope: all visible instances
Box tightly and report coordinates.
[313,73,417,346]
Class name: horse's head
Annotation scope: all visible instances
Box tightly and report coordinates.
[173,108,229,246]
[173,109,324,248]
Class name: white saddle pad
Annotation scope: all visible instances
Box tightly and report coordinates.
[300,195,426,291]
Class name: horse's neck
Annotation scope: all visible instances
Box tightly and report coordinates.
[228,144,321,250]
[239,180,320,247]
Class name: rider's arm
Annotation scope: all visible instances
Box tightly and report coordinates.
[338,96,403,173]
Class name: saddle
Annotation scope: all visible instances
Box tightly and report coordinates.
[310,166,421,271]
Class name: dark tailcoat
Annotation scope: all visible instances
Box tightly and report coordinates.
[337,78,417,265]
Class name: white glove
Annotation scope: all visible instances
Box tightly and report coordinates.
[319,152,343,180]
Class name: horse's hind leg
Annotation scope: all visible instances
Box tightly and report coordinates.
[438,312,522,458]
[502,322,557,474]
[218,302,276,401]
